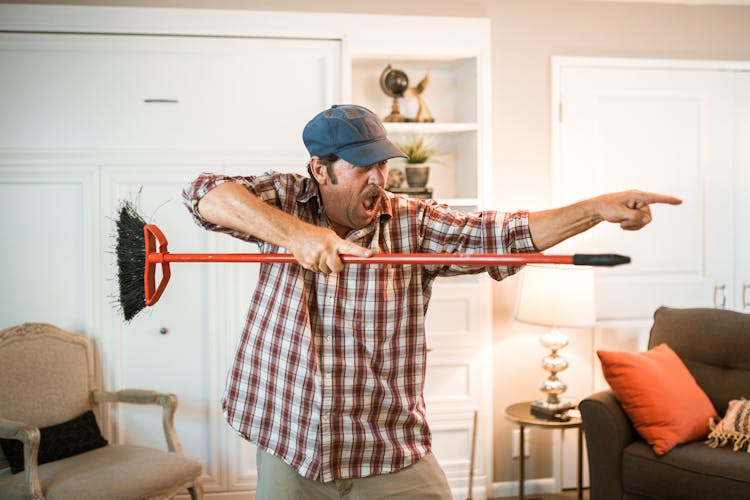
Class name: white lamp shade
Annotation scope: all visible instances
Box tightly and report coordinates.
[515,265,596,328]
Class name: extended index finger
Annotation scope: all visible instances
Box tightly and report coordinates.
[638,192,683,205]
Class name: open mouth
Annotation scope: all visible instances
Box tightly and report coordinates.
[362,195,378,211]
[361,188,384,212]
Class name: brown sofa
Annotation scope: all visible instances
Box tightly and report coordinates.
[580,307,750,500]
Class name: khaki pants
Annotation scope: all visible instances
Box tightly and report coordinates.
[255,448,452,500]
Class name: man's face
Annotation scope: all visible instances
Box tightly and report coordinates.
[313,157,388,236]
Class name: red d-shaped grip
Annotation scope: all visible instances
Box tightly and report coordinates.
[144,224,171,306]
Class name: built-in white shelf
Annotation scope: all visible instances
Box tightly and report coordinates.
[384,122,479,134]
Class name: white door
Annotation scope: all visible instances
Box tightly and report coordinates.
[0,31,340,495]
[555,64,736,319]
[553,59,749,490]
[734,72,750,314]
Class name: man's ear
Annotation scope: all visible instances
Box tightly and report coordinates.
[309,156,329,185]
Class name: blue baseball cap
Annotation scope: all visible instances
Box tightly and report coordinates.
[303,104,407,166]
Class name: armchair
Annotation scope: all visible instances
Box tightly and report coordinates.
[0,323,203,500]
[580,307,750,500]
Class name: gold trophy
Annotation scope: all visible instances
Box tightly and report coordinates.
[404,72,434,123]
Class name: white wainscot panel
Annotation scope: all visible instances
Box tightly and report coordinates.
[424,359,472,403]
[432,426,471,464]
[428,411,483,498]
[426,297,469,333]
[425,283,484,348]
[228,432,257,491]
[0,167,97,333]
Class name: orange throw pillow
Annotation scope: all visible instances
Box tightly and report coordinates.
[597,343,717,456]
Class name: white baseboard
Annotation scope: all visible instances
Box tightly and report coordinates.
[177,492,255,500]
[177,485,489,499]
[492,477,557,498]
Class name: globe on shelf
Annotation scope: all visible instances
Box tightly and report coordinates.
[380,65,409,122]
[379,65,435,123]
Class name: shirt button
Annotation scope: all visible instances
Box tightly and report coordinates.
[325,334,331,342]
[322,415,330,423]
[324,373,332,382]
[327,296,334,305]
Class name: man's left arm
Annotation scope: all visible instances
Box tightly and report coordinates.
[527,190,682,251]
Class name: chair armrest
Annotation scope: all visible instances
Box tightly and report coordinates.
[92,389,184,455]
[0,416,43,500]
[579,390,639,500]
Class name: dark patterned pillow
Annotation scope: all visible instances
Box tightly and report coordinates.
[0,410,108,474]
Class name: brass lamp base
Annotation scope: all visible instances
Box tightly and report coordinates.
[533,327,576,420]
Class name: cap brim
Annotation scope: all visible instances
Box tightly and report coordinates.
[337,138,408,167]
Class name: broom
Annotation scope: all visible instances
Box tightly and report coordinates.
[115,200,630,321]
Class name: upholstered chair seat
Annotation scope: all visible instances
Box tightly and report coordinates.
[0,323,203,500]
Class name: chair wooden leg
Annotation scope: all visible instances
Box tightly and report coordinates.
[188,479,204,500]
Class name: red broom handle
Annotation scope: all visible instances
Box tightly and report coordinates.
[142,224,628,307]
[149,252,576,266]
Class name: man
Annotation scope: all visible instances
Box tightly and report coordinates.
[183,104,681,499]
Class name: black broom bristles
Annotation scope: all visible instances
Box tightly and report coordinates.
[116,200,148,321]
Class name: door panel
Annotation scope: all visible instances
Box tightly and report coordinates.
[556,66,734,319]
[0,168,95,332]
[115,178,211,446]
[0,33,339,158]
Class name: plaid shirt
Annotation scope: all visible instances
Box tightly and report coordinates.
[183,171,535,481]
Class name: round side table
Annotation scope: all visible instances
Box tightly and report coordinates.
[503,401,583,500]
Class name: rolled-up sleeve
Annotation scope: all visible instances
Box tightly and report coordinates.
[415,201,537,281]
[182,173,257,243]
[486,210,537,281]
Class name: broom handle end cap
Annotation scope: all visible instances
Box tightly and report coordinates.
[572,254,631,267]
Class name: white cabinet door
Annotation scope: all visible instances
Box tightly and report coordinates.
[553,59,749,490]
[104,168,225,489]
[556,65,736,319]
[0,32,340,495]
[734,72,750,313]
[0,33,340,158]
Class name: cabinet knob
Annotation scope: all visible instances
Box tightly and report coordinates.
[144,98,179,104]
[159,327,169,335]
[713,284,726,309]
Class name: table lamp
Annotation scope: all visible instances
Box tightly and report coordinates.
[515,265,595,417]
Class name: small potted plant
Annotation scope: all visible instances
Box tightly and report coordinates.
[395,135,438,188]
